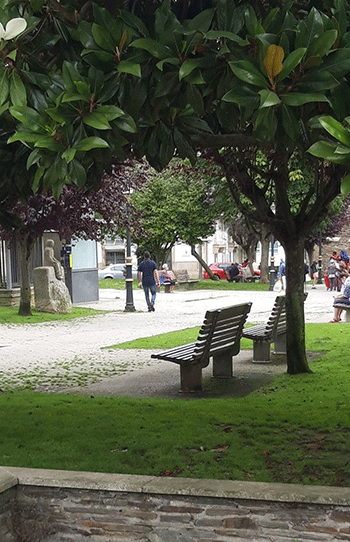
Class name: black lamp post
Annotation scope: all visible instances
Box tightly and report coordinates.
[268,204,276,291]
[268,234,276,291]
[317,230,323,284]
[124,201,135,312]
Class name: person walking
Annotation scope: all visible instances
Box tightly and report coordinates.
[311,260,318,289]
[138,251,160,312]
[327,257,337,291]
[279,260,286,290]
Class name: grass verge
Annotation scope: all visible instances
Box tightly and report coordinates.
[99,278,269,291]
[0,306,107,325]
[0,324,349,487]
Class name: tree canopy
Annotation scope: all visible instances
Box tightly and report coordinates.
[131,158,220,266]
[2,0,350,373]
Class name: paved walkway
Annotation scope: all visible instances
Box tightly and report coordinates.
[0,284,333,394]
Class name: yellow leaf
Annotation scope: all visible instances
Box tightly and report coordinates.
[263,44,284,83]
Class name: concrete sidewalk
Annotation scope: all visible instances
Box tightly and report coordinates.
[0,284,332,394]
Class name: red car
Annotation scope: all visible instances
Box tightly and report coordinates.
[203,263,233,280]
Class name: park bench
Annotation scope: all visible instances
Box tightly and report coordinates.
[332,302,350,322]
[242,294,307,362]
[151,302,252,392]
[174,269,199,290]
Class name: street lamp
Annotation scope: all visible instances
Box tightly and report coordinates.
[268,204,276,291]
[317,230,323,284]
[268,235,276,291]
[124,200,135,312]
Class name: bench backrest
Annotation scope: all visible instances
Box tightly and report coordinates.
[174,269,190,282]
[267,293,308,341]
[192,303,252,363]
[265,295,286,340]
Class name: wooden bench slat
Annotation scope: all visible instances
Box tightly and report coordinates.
[242,294,307,362]
[151,302,252,391]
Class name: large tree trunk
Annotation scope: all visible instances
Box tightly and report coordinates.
[191,245,219,280]
[284,237,312,374]
[259,224,270,283]
[17,232,34,316]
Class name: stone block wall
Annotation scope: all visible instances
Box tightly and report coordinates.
[1,467,350,542]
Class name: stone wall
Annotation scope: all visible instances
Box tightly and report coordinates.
[1,467,350,542]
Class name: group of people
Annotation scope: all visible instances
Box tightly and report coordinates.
[325,250,349,292]
[227,260,260,282]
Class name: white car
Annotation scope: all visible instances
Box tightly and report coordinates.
[98,264,138,280]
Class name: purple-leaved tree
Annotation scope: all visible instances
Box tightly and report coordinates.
[0,163,145,315]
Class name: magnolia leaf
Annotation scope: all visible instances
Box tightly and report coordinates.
[10,72,26,106]
[334,145,350,155]
[9,106,43,131]
[308,140,337,159]
[0,102,9,116]
[307,141,350,164]
[8,131,40,144]
[276,48,306,82]
[156,57,180,71]
[130,38,169,59]
[32,166,45,193]
[0,70,9,106]
[117,61,141,77]
[281,93,328,106]
[70,159,87,188]
[179,58,208,81]
[308,30,338,59]
[27,149,41,169]
[96,105,124,120]
[341,173,350,198]
[74,136,109,151]
[318,115,350,147]
[91,23,115,52]
[259,89,281,108]
[263,44,284,83]
[34,136,62,151]
[115,115,137,133]
[83,112,111,130]
[61,148,77,163]
[229,60,268,88]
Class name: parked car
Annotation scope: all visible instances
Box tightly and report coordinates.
[204,262,260,280]
[203,263,234,280]
[98,264,138,280]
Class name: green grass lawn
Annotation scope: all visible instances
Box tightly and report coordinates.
[99,277,270,291]
[0,305,106,325]
[0,322,349,487]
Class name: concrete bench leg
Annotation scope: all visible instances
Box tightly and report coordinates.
[273,333,286,355]
[345,310,350,322]
[164,283,171,293]
[180,363,202,392]
[212,353,233,378]
[178,283,186,291]
[252,340,271,363]
[188,282,195,290]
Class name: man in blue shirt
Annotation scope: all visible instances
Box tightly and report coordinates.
[138,251,160,312]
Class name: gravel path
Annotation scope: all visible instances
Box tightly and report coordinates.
[0,285,331,396]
